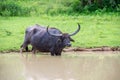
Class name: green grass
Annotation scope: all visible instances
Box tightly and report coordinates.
[0,14,120,51]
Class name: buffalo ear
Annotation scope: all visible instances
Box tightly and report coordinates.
[70,38,75,42]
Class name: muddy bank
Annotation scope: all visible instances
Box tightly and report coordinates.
[0,46,120,53]
[63,46,120,52]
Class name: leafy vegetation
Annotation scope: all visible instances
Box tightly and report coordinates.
[0,0,119,16]
[0,0,30,16]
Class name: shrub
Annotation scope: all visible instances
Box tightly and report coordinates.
[0,0,30,16]
[68,0,120,13]
[0,0,119,16]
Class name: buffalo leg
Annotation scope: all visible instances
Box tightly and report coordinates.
[55,52,61,56]
[20,42,29,54]
[32,48,36,54]
[50,51,55,56]
[25,46,29,51]
[50,48,55,56]
[55,49,62,56]
[31,47,34,51]
[21,44,29,52]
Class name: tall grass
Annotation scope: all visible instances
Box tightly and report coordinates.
[0,14,120,51]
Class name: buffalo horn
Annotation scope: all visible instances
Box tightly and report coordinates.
[69,23,80,36]
[47,26,62,37]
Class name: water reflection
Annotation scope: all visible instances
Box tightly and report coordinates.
[0,52,120,80]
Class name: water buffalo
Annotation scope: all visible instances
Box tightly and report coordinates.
[20,23,80,56]
[20,24,42,52]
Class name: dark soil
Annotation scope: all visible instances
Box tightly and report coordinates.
[63,46,120,52]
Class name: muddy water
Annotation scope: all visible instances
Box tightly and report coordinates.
[0,52,120,80]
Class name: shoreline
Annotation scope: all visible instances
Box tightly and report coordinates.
[63,46,120,52]
[0,46,120,53]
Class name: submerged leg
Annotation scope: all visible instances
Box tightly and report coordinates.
[31,48,36,58]
[55,49,62,56]
[55,52,61,56]
[51,52,55,56]
[32,48,36,54]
